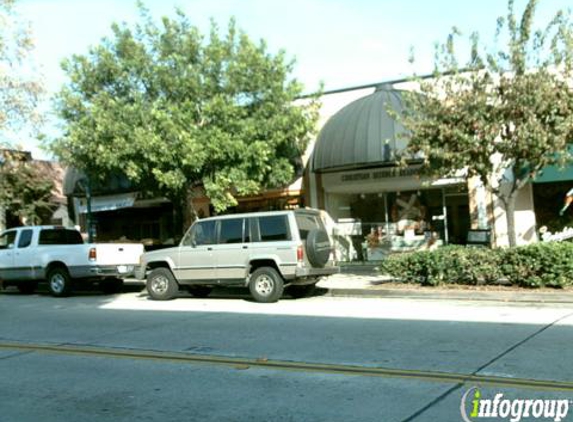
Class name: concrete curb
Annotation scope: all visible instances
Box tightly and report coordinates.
[321,286,573,304]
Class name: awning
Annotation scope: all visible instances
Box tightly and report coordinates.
[533,164,573,184]
[533,146,573,184]
[76,193,137,213]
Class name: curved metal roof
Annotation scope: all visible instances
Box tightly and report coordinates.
[312,86,409,172]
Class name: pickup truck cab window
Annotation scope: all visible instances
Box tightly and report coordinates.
[0,231,16,250]
[17,229,33,248]
[39,228,83,245]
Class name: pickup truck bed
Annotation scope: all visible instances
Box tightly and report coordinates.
[0,226,144,297]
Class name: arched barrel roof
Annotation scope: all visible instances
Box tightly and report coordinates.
[312,86,409,172]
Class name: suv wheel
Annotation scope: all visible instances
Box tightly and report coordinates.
[147,268,179,300]
[249,267,284,303]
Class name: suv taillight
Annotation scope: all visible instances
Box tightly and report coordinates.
[297,245,304,263]
[89,247,97,261]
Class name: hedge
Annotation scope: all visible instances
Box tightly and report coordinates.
[379,242,573,288]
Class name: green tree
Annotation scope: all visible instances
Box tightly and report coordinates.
[0,152,55,225]
[0,0,44,135]
[0,0,48,229]
[402,0,573,247]
[51,7,320,229]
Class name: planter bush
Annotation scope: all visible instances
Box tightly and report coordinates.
[380,242,573,288]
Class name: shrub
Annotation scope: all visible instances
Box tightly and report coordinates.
[380,242,573,288]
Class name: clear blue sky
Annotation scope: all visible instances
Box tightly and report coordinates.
[15,0,573,158]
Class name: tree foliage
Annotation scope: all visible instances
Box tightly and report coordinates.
[402,0,573,246]
[0,0,48,229]
[0,151,55,225]
[0,0,44,135]
[51,7,320,218]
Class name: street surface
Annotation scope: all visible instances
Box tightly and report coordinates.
[1,285,573,422]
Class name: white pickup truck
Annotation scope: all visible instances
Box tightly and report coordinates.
[0,226,144,297]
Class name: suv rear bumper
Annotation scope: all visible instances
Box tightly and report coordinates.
[295,266,340,278]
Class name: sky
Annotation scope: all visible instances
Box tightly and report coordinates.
[12,0,573,159]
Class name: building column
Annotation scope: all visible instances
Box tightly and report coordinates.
[467,176,488,230]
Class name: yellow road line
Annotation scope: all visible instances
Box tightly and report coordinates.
[1,341,572,392]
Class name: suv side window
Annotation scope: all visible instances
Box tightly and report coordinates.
[187,220,217,246]
[17,229,33,248]
[259,215,291,242]
[0,231,16,250]
[219,218,244,244]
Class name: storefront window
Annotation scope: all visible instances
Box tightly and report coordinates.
[332,186,469,262]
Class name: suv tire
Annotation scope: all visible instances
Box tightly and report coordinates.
[147,268,179,300]
[306,229,331,268]
[249,267,284,303]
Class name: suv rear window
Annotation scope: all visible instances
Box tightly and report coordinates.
[259,215,290,242]
[39,229,84,245]
[295,213,325,240]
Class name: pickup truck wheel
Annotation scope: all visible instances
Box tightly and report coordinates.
[249,267,284,303]
[47,267,73,297]
[288,284,317,299]
[17,281,38,295]
[147,268,179,300]
[187,286,212,298]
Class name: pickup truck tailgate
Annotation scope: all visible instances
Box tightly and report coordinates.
[94,244,144,266]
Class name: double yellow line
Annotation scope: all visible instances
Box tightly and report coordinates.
[2,341,572,392]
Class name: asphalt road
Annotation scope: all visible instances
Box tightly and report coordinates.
[1,286,573,422]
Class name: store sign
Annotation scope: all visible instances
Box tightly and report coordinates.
[77,193,137,213]
[340,166,421,183]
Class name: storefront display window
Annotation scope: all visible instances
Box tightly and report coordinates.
[332,186,470,262]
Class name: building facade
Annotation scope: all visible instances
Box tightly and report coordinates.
[304,82,541,261]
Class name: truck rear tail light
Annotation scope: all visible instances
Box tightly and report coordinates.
[297,245,304,263]
[88,247,97,261]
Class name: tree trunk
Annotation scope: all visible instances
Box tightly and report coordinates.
[504,194,518,248]
[182,186,199,233]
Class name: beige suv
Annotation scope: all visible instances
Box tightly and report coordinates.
[136,209,339,302]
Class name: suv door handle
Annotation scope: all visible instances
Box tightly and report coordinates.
[207,247,213,251]
[242,246,248,249]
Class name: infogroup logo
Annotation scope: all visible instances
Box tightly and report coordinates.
[460,387,571,422]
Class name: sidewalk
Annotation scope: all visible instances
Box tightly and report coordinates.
[317,269,573,304]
